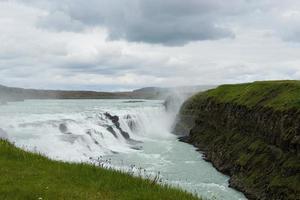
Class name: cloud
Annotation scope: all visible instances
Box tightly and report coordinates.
[18,0,239,46]
[15,0,300,45]
[278,10,300,42]
[103,0,236,45]
[37,11,84,32]
[0,0,300,91]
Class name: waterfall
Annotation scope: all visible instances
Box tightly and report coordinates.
[0,99,176,162]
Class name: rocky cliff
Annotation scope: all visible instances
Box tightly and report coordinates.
[175,81,300,200]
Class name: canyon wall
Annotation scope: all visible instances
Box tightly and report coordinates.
[175,81,300,200]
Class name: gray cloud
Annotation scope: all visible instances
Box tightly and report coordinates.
[14,0,300,45]
[20,0,240,45]
[0,0,300,91]
[103,0,236,45]
[37,11,84,32]
[279,12,300,43]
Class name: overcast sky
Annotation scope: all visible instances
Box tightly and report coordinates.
[0,0,300,91]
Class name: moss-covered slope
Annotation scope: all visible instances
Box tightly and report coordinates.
[176,80,300,200]
[0,139,199,200]
[196,80,300,110]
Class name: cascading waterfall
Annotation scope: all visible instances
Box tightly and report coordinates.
[0,99,176,162]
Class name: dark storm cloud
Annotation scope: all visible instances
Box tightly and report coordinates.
[23,0,240,45]
[103,0,236,45]
[14,0,300,45]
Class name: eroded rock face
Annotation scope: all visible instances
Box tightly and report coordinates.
[175,97,300,200]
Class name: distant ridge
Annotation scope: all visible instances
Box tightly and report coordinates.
[0,84,216,102]
[133,87,169,93]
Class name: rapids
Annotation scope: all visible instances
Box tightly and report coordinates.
[0,99,246,200]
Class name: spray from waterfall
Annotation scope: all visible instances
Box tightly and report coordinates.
[0,100,180,162]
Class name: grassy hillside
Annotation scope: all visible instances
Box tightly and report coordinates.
[0,139,199,200]
[190,80,300,110]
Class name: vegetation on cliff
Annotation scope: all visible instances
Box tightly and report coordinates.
[0,139,199,200]
[176,80,300,200]
[190,80,300,110]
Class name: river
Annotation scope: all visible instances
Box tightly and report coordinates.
[0,99,246,200]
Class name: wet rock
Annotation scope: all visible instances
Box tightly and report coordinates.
[123,100,145,103]
[119,129,130,139]
[85,130,101,146]
[125,115,137,132]
[106,126,118,138]
[130,146,143,150]
[104,112,119,125]
[178,135,189,143]
[104,112,142,150]
[59,123,68,133]
[94,140,99,145]
[127,138,142,145]
[104,112,130,139]
[86,130,92,136]
[58,123,72,135]
[128,121,136,131]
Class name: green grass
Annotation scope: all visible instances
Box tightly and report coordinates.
[190,80,300,110]
[0,139,200,200]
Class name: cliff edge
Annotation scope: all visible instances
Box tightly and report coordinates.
[175,80,300,200]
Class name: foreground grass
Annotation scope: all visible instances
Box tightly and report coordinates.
[192,80,300,110]
[0,139,199,200]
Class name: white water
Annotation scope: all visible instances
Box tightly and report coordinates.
[0,99,246,200]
